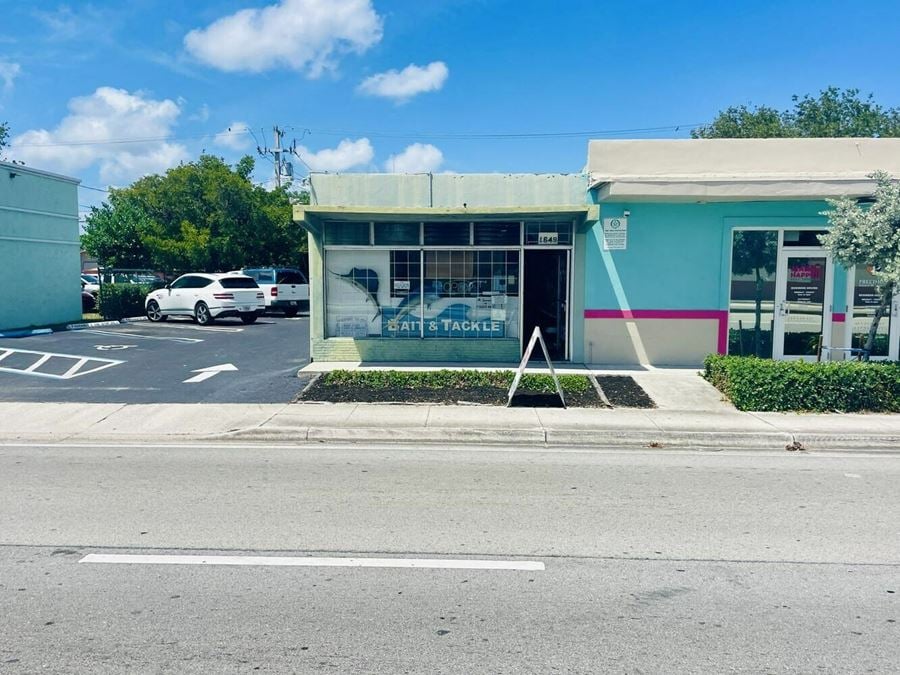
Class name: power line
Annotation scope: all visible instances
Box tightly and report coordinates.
[283,123,705,140]
[80,184,110,193]
[11,122,703,150]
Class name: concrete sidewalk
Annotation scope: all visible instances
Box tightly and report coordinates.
[1,401,897,452]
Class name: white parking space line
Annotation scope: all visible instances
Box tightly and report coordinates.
[79,554,545,571]
[139,323,244,333]
[23,354,52,372]
[0,348,124,380]
[84,330,203,344]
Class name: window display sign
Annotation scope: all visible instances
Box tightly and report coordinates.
[326,249,519,340]
[853,265,884,306]
[786,258,825,304]
[602,217,627,250]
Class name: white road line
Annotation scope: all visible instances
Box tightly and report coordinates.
[0,348,124,380]
[78,554,545,571]
[23,353,52,372]
[141,324,244,333]
[84,330,202,344]
[61,357,90,379]
[0,349,12,363]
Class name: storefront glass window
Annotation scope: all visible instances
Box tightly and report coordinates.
[325,249,519,340]
[325,221,370,246]
[849,263,892,357]
[728,230,777,357]
[525,221,572,245]
[782,230,828,247]
[474,222,521,246]
[374,222,420,246]
[424,222,470,246]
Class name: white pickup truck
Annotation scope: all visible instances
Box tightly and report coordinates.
[232,267,309,317]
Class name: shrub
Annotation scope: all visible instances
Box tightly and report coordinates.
[704,354,900,412]
[320,369,592,394]
[97,283,151,320]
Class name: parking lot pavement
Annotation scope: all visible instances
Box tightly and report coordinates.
[0,316,311,404]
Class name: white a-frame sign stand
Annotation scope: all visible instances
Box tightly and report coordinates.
[507,326,566,408]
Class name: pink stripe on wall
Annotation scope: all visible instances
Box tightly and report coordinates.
[832,313,846,323]
[584,309,730,355]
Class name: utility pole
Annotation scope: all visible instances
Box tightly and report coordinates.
[273,126,284,189]
[256,126,293,189]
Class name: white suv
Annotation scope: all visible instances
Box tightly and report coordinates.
[145,273,265,325]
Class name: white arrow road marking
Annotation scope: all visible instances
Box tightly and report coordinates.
[79,554,545,571]
[183,363,238,383]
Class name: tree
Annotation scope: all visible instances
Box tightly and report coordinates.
[731,231,778,357]
[81,155,307,275]
[0,122,8,160]
[693,87,900,139]
[81,195,154,270]
[820,172,900,355]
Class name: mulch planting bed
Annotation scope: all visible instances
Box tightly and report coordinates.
[296,371,655,409]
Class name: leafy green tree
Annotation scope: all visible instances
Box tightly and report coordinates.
[820,172,900,355]
[81,155,307,275]
[0,122,9,160]
[731,231,778,356]
[693,87,900,138]
[81,195,154,270]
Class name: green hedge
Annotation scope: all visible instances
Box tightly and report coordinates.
[97,284,152,320]
[320,369,592,394]
[704,355,900,412]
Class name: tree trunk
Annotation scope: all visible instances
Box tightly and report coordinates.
[864,282,896,358]
[754,267,763,357]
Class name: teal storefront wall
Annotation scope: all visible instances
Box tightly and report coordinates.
[581,199,842,365]
[0,164,81,332]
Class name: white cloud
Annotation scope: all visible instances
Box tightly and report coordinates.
[9,86,188,184]
[0,61,20,91]
[359,61,448,102]
[297,138,373,172]
[184,0,383,77]
[214,121,252,151]
[384,143,443,173]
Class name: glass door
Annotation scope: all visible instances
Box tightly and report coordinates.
[845,264,900,360]
[774,251,833,360]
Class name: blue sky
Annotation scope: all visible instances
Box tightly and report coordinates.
[2,0,900,215]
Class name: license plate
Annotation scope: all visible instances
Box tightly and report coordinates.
[241,306,251,311]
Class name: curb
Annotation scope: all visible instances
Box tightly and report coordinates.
[213,426,900,452]
[0,328,53,338]
[66,316,148,331]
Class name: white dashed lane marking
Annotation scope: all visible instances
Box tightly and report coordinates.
[0,348,124,380]
[79,553,545,571]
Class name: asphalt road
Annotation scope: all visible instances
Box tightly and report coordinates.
[0,316,311,404]
[1,443,897,672]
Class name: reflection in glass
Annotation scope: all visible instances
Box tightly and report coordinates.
[728,231,777,357]
[849,263,892,357]
[325,249,519,340]
[782,256,827,356]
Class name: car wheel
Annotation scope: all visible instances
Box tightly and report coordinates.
[146,300,167,322]
[283,307,298,318]
[195,301,214,325]
[240,313,257,325]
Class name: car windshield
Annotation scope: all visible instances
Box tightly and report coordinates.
[276,270,305,284]
[219,277,259,289]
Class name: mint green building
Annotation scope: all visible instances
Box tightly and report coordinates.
[0,161,81,332]
[295,139,900,366]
